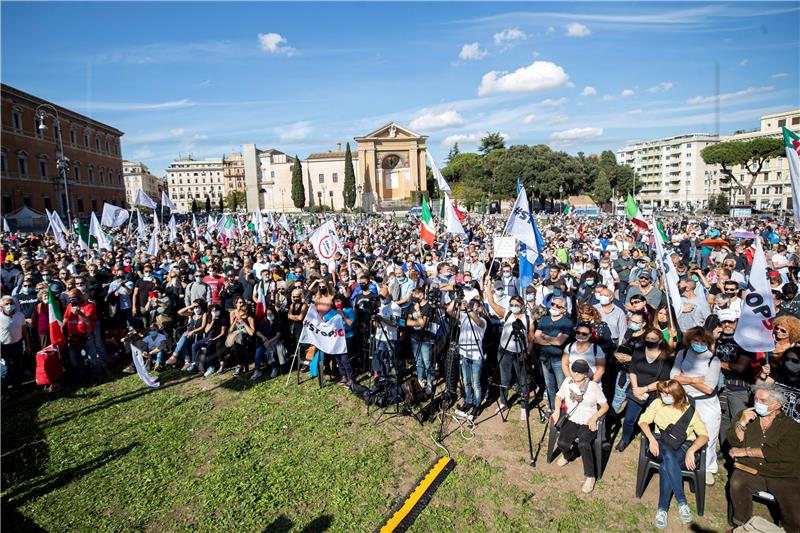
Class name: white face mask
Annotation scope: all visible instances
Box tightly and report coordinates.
[598,295,611,305]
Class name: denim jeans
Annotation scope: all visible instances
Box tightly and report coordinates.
[410,335,433,383]
[657,438,694,511]
[542,355,566,411]
[498,348,529,406]
[373,340,395,376]
[621,395,653,444]
[192,338,215,364]
[68,334,102,379]
[612,373,630,413]
[460,357,483,407]
[174,333,193,361]
[335,353,353,380]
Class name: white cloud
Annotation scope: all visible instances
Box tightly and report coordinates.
[540,97,568,106]
[550,126,603,146]
[687,85,774,105]
[626,109,643,115]
[522,114,539,124]
[277,121,313,141]
[494,28,527,45]
[739,58,749,67]
[193,79,212,88]
[546,26,556,34]
[62,99,194,111]
[772,72,789,78]
[410,110,465,131]
[478,60,570,96]
[441,132,509,147]
[257,33,296,56]
[459,42,488,60]
[621,89,635,97]
[548,115,569,126]
[169,128,186,137]
[646,81,674,93]
[193,134,209,140]
[602,94,616,101]
[565,22,591,37]
[581,86,597,97]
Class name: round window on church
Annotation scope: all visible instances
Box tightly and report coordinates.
[381,154,401,170]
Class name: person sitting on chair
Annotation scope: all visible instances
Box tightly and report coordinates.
[638,379,709,530]
[726,383,800,533]
[552,359,609,494]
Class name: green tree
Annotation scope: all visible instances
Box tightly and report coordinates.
[479,132,506,155]
[442,152,484,184]
[591,169,612,206]
[446,142,460,164]
[701,137,783,206]
[708,193,730,215]
[205,196,211,213]
[191,199,198,214]
[218,197,224,213]
[224,191,246,211]
[343,143,356,209]
[291,156,305,209]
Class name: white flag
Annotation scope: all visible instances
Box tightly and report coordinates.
[426,151,452,193]
[130,345,160,388]
[136,210,147,242]
[444,194,465,236]
[298,306,348,355]
[308,220,342,270]
[161,191,177,212]
[48,210,68,234]
[278,213,290,232]
[101,203,129,228]
[168,215,177,242]
[2,217,9,232]
[48,211,68,250]
[735,239,776,353]
[653,217,683,325]
[145,230,159,257]
[266,211,275,227]
[89,212,112,251]
[153,212,160,234]
[504,186,539,262]
[134,190,157,209]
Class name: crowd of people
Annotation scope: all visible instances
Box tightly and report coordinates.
[1,208,799,531]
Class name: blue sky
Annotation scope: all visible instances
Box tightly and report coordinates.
[2,1,799,176]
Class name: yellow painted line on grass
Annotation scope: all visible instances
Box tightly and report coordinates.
[379,456,453,533]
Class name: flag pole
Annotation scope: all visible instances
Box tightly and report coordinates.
[653,217,678,336]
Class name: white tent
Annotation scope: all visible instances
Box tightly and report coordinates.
[4,206,48,230]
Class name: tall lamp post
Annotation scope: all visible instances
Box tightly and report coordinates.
[36,104,72,226]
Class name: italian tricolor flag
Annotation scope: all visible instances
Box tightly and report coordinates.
[420,196,435,245]
[625,193,649,230]
[254,280,267,320]
[783,127,800,228]
[48,287,66,349]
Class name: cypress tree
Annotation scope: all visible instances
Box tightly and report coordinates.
[343,143,356,209]
[291,156,305,208]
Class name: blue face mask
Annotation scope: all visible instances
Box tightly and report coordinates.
[553,289,562,297]
[585,280,595,286]
[661,395,674,405]
[691,343,708,353]
[754,402,773,417]
[630,322,641,332]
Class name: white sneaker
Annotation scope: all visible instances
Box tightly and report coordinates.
[705,473,715,486]
[250,370,263,381]
[204,366,215,377]
[581,477,595,493]
[520,407,527,421]
[655,509,668,529]
[556,456,569,467]
[678,503,692,523]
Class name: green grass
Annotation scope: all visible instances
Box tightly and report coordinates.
[2,370,732,532]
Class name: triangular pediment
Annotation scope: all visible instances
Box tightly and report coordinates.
[358,122,426,140]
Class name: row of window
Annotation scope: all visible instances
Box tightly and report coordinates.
[170,177,225,185]
[319,172,338,184]
[10,107,120,156]
[1,149,122,185]
[1,193,121,216]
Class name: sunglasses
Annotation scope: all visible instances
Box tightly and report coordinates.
[784,358,800,364]
[552,304,565,309]
[775,328,788,334]
[576,331,591,336]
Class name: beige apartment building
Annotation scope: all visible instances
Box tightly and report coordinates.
[165,157,224,213]
[222,152,245,196]
[304,145,360,210]
[123,161,166,209]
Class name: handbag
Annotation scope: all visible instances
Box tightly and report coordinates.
[661,405,695,450]
[224,330,243,348]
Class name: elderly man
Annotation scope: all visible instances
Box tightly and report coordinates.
[0,294,31,393]
[677,279,710,332]
[727,383,800,532]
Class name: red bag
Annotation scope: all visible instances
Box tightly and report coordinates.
[35,347,63,386]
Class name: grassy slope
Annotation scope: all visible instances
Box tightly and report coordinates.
[2,370,732,532]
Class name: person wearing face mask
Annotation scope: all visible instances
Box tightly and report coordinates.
[499,264,519,298]
[676,280,710,333]
[487,294,532,419]
[143,325,168,371]
[613,250,635,301]
[713,310,756,444]
[638,380,709,530]
[534,296,573,413]
[391,266,415,312]
[446,295,487,422]
[625,271,664,311]
[562,322,606,385]
[184,270,212,308]
[132,267,157,327]
[195,303,230,376]
[373,285,402,377]
[758,347,800,420]
[597,258,619,295]
[575,272,600,307]
[167,299,208,370]
[727,383,800,532]
[670,327,722,485]
[1,295,31,395]
[202,265,225,305]
[407,288,435,395]
[64,288,103,384]
[286,289,309,357]
[252,305,286,381]
[593,286,627,346]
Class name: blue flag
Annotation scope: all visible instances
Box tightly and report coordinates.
[517,177,539,290]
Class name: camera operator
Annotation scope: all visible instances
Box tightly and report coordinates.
[406,287,434,395]
[487,291,533,419]
[373,284,401,377]
[446,295,487,422]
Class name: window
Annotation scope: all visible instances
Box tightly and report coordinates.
[39,158,47,177]
[73,163,81,182]
[17,153,28,176]
[77,198,84,213]
[685,171,691,177]
[23,196,31,207]
[778,119,786,128]
[2,195,12,213]
[270,170,275,178]
[332,172,338,183]
[686,143,692,148]
[88,166,94,184]
[84,133,89,147]
[319,173,324,183]
[95,136,100,151]
[12,109,22,130]
[99,169,104,183]
[70,128,76,145]
[1,150,6,173]
[43,197,52,211]
[91,199,97,212]
[105,139,109,152]
[793,117,800,125]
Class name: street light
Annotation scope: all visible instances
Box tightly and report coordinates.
[36,104,72,226]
